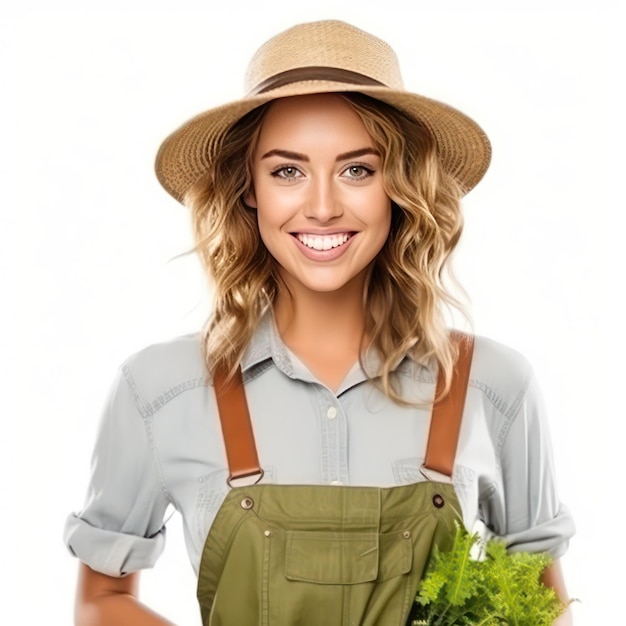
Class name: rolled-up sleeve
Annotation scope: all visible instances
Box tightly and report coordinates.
[63,366,171,576]
[483,370,575,558]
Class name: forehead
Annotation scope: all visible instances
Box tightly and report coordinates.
[256,94,373,149]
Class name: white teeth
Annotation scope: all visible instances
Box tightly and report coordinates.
[297,233,350,250]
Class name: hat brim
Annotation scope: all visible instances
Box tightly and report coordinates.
[155,81,491,203]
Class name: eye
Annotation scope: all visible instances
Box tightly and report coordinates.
[342,164,375,180]
[271,165,303,180]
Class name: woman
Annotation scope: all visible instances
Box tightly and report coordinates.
[64,20,575,625]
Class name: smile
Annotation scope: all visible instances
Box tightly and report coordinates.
[296,233,352,251]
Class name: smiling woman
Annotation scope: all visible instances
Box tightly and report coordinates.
[63,19,575,626]
[249,95,391,303]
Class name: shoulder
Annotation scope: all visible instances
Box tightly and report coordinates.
[470,334,533,382]
[118,333,209,418]
[468,334,535,418]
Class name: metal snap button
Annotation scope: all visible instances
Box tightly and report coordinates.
[403,531,411,539]
[432,494,445,509]
[241,496,254,510]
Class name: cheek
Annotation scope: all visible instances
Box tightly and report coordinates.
[255,200,288,256]
[254,185,294,232]
[371,203,393,260]
[256,214,274,248]
[375,198,393,240]
[255,208,272,245]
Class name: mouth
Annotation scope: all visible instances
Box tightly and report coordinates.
[294,232,354,251]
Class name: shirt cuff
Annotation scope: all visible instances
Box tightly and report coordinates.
[504,502,576,559]
[63,513,167,577]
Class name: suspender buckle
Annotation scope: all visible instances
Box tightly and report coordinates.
[227,469,265,489]
[419,465,453,484]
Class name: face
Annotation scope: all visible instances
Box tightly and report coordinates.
[247,94,392,297]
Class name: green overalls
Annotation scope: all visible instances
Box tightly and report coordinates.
[197,335,473,626]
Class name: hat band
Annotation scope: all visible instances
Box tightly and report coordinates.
[249,66,386,96]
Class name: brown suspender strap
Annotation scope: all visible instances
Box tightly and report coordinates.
[422,332,475,477]
[213,367,263,484]
[213,331,474,484]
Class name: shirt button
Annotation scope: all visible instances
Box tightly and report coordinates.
[326,406,337,420]
[330,480,343,486]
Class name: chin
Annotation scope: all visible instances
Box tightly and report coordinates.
[298,275,364,295]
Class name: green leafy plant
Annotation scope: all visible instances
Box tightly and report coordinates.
[411,525,566,625]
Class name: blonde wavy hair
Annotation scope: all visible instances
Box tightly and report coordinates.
[185,93,467,402]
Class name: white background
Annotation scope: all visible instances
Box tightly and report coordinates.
[2,1,622,623]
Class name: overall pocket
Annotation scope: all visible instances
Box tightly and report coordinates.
[285,530,380,584]
[264,527,413,626]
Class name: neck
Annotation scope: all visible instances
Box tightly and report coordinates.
[273,279,367,359]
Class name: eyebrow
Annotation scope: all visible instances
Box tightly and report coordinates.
[260,147,380,162]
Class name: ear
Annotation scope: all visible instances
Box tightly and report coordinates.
[244,187,257,208]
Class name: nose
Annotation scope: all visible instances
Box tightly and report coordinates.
[303,177,343,222]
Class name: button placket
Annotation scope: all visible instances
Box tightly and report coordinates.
[318,389,349,486]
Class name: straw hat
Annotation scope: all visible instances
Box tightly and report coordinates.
[155,20,491,203]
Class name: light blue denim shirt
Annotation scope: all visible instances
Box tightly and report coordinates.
[64,313,575,577]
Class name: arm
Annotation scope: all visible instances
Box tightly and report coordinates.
[66,366,172,622]
[479,352,576,625]
[541,559,573,625]
[75,563,175,626]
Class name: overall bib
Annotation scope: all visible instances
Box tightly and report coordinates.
[197,335,473,626]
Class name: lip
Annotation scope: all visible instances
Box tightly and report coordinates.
[290,229,355,236]
[290,232,356,262]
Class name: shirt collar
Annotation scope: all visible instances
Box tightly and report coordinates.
[240,309,289,373]
[240,309,426,392]
[241,310,362,389]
